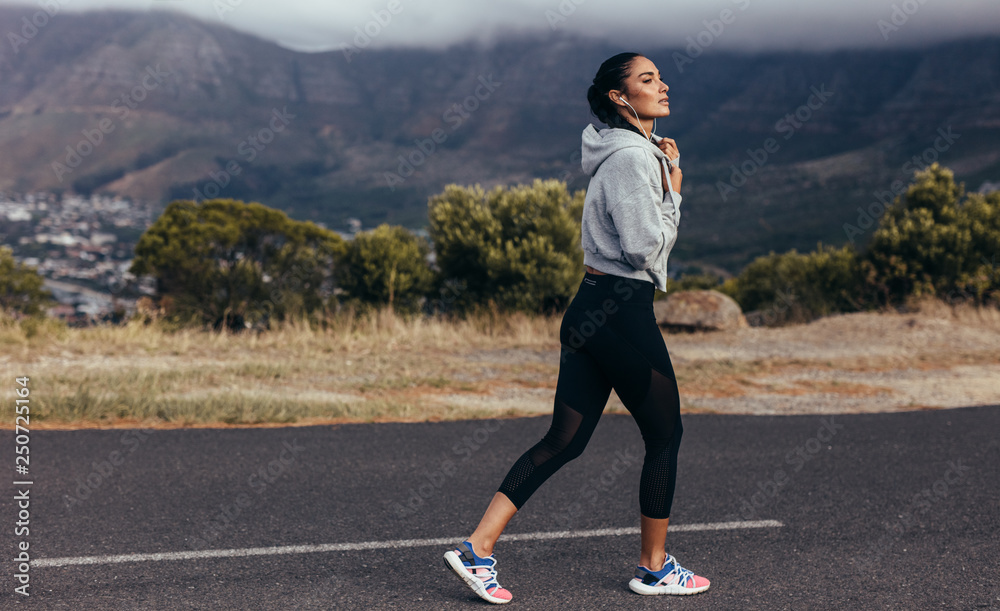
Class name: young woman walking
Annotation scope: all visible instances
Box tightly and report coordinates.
[443,52,710,604]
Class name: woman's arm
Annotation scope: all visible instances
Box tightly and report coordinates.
[603,149,680,271]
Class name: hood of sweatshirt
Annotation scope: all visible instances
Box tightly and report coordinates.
[581,123,676,177]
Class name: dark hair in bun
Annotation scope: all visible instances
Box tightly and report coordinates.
[587,52,645,137]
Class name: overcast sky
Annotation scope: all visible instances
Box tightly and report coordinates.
[4,0,999,53]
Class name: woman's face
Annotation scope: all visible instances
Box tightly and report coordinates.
[610,56,670,121]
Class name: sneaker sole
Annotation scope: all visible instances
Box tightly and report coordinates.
[629,578,710,596]
[443,550,512,604]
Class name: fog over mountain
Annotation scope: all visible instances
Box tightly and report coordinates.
[2,0,999,53]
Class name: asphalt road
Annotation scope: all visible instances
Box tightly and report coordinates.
[2,405,999,610]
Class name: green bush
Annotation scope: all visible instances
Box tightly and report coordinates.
[428,179,585,314]
[863,163,1000,306]
[337,224,434,315]
[724,163,1000,325]
[0,246,52,318]
[727,243,864,325]
[662,272,726,297]
[131,198,346,330]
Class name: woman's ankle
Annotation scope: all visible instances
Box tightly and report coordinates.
[467,538,493,557]
[639,552,666,572]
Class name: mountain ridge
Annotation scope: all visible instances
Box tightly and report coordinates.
[1,7,998,271]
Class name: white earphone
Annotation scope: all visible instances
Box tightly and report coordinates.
[616,95,655,140]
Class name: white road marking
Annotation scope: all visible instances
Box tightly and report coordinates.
[33,520,782,568]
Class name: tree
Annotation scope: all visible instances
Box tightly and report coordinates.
[863,163,1000,305]
[337,224,434,314]
[0,247,52,317]
[428,179,585,314]
[130,199,346,329]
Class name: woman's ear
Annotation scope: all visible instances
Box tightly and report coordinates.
[608,90,626,107]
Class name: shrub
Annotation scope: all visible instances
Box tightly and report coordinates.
[0,246,52,317]
[337,224,434,315]
[662,272,726,297]
[863,163,1000,306]
[727,243,864,325]
[725,163,1000,325]
[130,198,346,330]
[428,179,585,314]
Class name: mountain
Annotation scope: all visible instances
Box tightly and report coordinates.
[1,7,998,273]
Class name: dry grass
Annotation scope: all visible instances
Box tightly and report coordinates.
[2,298,999,428]
[0,308,563,428]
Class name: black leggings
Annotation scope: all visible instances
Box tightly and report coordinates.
[497,272,683,519]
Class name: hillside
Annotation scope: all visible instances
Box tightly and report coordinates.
[1,7,999,272]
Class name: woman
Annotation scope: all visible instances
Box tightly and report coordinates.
[443,52,709,603]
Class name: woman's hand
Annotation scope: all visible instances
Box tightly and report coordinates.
[671,164,683,194]
[656,136,679,163]
[656,137,682,194]
[660,162,682,194]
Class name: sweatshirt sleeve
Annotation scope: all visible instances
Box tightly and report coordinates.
[604,149,680,271]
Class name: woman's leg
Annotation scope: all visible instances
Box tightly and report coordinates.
[466,492,517,557]
[445,334,612,605]
[561,293,707,593]
[464,308,615,555]
[640,514,669,570]
[575,304,684,564]
[495,339,612,501]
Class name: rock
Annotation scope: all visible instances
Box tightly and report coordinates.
[654,290,748,331]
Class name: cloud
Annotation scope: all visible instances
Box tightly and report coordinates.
[3,0,998,53]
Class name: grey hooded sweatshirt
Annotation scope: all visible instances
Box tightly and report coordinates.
[580,123,682,292]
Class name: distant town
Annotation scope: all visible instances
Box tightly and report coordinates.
[0,192,366,325]
[0,192,161,324]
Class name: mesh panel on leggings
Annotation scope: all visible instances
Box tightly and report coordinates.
[634,368,683,519]
[529,399,585,465]
[498,453,536,497]
[498,399,587,508]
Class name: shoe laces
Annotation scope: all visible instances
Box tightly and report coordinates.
[661,555,695,587]
[466,553,502,591]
